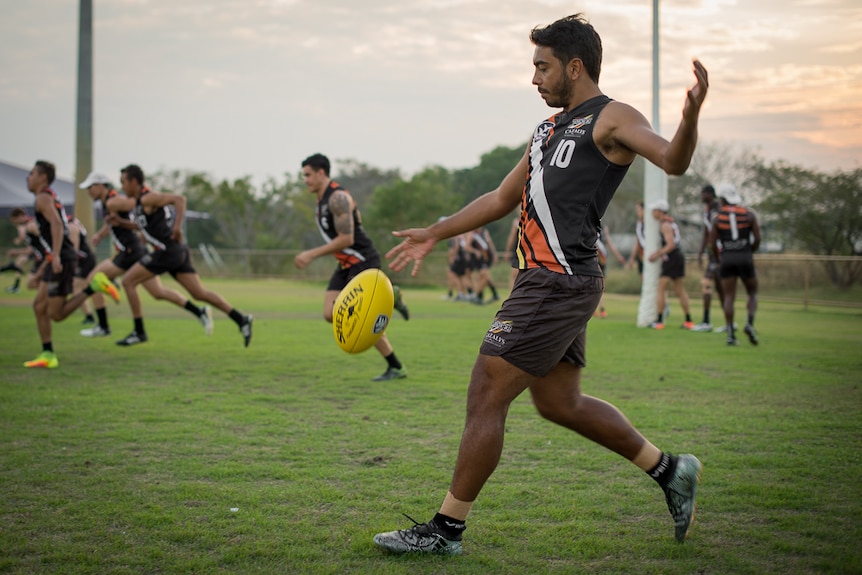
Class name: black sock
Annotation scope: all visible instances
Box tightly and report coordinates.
[184,300,203,316]
[385,352,402,370]
[84,285,95,296]
[12,277,20,289]
[703,305,710,324]
[685,313,692,323]
[96,307,109,330]
[134,317,145,335]
[748,315,754,326]
[657,313,663,323]
[647,452,678,489]
[84,313,95,322]
[433,513,466,538]
[489,284,498,298]
[42,342,53,353]
[228,308,245,326]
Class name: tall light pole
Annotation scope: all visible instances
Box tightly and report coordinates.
[636,0,668,327]
[74,0,95,234]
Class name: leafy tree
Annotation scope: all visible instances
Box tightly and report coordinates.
[365,166,462,252]
[752,163,862,287]
[451,144,527,249]
[331,159,402,213]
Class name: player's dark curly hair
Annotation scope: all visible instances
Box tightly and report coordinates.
[121,164,145,185]
[302,153,331,177]
[34,160,56,185]
[530,14,602,83]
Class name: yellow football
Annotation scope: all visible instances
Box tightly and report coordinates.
[332,268,395,354]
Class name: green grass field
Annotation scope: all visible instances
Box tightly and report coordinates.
[1,278,860,575]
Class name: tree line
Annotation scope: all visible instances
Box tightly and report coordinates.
[90,143,862,290]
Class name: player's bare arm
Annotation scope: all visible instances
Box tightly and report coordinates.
[294,190,355,270]
[388,149,529,276]
[751,211,762,252]
[143,191,186,241]
[603,60,708,174]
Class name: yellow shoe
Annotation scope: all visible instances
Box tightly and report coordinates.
[23,351,59,369]
[90,271,120,303]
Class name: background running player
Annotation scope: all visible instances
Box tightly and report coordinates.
[66,213,98,325]
[294,153,409,381]
[3,207,48,293]
[77,171,215,338]
[114,164,253,347]
[22,160,116,368]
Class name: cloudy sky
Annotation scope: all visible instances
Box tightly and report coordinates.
[1,0,860,186]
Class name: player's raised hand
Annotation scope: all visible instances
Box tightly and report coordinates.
[386,228,437,277]
[685,59,708,117]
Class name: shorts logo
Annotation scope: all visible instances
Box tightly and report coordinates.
[484,318,513,348]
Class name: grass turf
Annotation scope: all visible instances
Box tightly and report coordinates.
[1,278,860,574]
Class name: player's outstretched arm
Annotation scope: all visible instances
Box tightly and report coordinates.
[386,228,436,277]
[387,148,529,277]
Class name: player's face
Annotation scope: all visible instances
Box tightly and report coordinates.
[302,166,326,194]
[26,166,45,193]
[120,172,139,197]
[87,183,105,200]
[532,46,574,109]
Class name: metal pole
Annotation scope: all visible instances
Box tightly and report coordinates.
[636,0,668,327]
[74,0,95,234]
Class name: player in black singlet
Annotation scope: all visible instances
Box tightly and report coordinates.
[375,14,707,553]
[114,164,253,347]
[709,183,761,346]
[295,153,409,381]
[691,184,725,331]
[22,160,117,368]
[66,214,98,325]
[76,172,214,339]
[647,199,694,329]
[2,207,49,293]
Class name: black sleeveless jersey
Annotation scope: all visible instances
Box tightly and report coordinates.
[104,189,145,254]
[513,95,630,276]
[24,217,47,262]
[34,188,76,261]
[315,181,378,268]
[716,205,756,253]
[659,215,682,254]
[133,188,179,250]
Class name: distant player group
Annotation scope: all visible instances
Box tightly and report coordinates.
[6,155,414,380]
[5,160,253,369]
[627,182,760,346]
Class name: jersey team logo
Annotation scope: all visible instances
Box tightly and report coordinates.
[534,121,554,143]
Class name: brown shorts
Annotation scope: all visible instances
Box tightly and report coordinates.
[479,267,603,377]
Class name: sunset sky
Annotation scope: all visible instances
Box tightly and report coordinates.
[1,0,860,185]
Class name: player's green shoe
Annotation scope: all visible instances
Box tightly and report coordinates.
[23,351,59,369]
[90,271,120,303]
[372,366,407,381]
[662,454,702,542]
